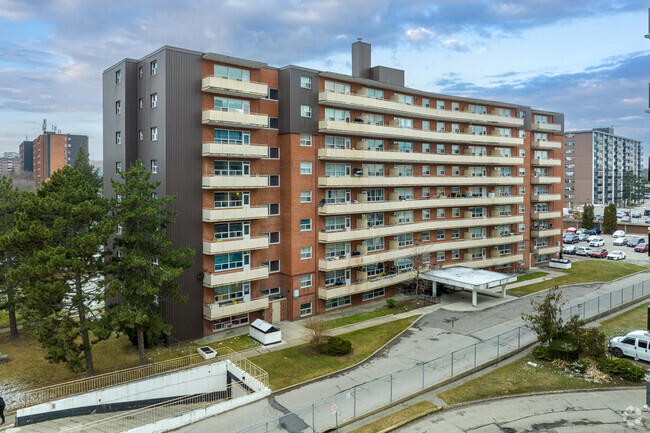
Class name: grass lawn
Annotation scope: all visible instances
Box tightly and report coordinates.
[250,316,419,390]
[318,300,421,330]
[349,401,439,433]
[598,301,650,339]
[437,355,616,404]
[507,271,549,285]
[507,260,648,297]
[0,311,23,329]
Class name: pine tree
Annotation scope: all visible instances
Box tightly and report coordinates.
[105,161,193,365]
[581,204,594,230]
[72,147,103,191]
[602,203,617,234]
[10,167,112,374]
[0,177,33,339]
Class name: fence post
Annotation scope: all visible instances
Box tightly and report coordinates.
[312,403,315,433]
[390,374,393,402]
[474,343,477,367]
[621,288,624,305]
[570,305,573,318]
[354,387,357,418]
[421,363,425,389]
[497,334,500,358]
[583,302,586,320]
[610,291,612,308]
[518,327,521,348]
[598,295,600,314]
[266,422,269,433]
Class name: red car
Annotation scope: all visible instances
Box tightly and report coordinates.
[590,248,608,258]
[635,243,648,252]
[566,227,577,234]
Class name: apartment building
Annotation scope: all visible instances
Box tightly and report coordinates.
[32,132,89,187]
[19,141,33,172]
[564,128,643,208]
[0,152,21,176]
[103,43,564,341]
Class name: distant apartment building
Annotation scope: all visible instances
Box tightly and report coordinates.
[19,140,33,172]
[0,152,20,176]
[32,132,88,187]
[103,43,565,341]
[564,128,642,208]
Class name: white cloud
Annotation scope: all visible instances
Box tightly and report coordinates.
[442,39,469,51]
[405,27,436,43]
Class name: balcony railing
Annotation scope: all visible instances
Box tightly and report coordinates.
[203,237,269,255]
[534,245,561,255]
[531,141,562,150]
[531,176,562,184]
[202,206,269,222]
[318,175,523,188]
[531,194,562,202]
[201,76,268,99]
[203,266,269,287]
[318,120,523,147]
[317,147,523,165]
[202,142,268,158]
[203,297,270,320]
[202,109,268,129]
[318,271,415,300]
[461,253,524,269]
[530,228,561,238]
[531,122,562,133]
[531,158,562,167]
[202,175,268,189]
[531,211,562,220]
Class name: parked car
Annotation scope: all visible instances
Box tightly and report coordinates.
[566,227,578,233]
[576,228,588,235]
[606,251,626,260]
[617,211,625,218]
[620,216,632,223]
[587,235,600,242]
[608,330,650,361]
[613,237,628,246]
[644,209,650,217]
[563,234,578,244]
[562,245,577,255]
[575,247,592,256]
[577,233,590,242]
[590,248,608,258]
[613,230,626,238]
[626,237,645,248]
[631,211,642,218]
[634,243,649,253]
[645,218,650,224]
[588,228,602,235]
[589,237,604,247]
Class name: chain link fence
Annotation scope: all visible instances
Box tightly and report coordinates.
[241,279,650,433]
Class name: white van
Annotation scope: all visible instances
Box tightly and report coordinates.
[608,330,650,361]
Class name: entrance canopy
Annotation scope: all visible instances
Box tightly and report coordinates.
[420,267,516,306]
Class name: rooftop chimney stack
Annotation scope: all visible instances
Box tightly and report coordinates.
[352,39,371,79]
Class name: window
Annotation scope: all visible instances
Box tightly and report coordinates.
[422,187,430,198]
[300,302,312,317]
[300,190,312,203]
[325,163,350,177]
[422,165,430,176]
[436,251,445,262]
[396,257,414,271]
[326,108,351,122]
[437,208,445,218]
[436,122,445,132]
[138,66,143,78]
[300,105,312,118]
[326,296,351,310]
[115,131,122,145]
[325,215,350,231]
[396,210,413,224]
[422,120,430,131]
[519,168,526,176]
[151,127,158,141]
[300,162,312,175]
[469,207,486,218]
[115,162,122,173]
[363,288,385,301]
[364,164,384,177]
[268,203,280,215]
[138,98,143,109]
[214,129,250,145]
[265,175,279,187]
[394,117,413,129]
[300,246,312,260]
[451,102,460,111]
[519,205,525,214]
[422,143,431,153]
[325,269,348,286]
[436,144,445,154]
[214,96,250,113]
[214,252,246,271]
[452,208,460,218]
[300,274,313,288]
[325,81,351,94]
[300,76,312,89]
[300,134,312,146]
[364,213,384,227]
[267,147,280,159]
[451,145,460,155]
[394,187,413,200]
[364,189,384,202]
[115,100,121,114]
[395,165,413,177]
[115,70,121,84]
[150,60,158,75]
[519,186,526,195]
[266,232,280,244]
[151,160,158,174]
[262,260,280,273]
[519,223,525,232]
[396,141,413,153]
[365,237,384,252]
[436,166,445,176]
[325,242,349,258]
[150,93,158,108]
[452,249,460,260]
[519,148,526,157]
[422,209,430,220]
[325,136,351,149]
[452,228,460,238]
[300,218,312,231]
[396,233,414,248]
[437,230,445,240]
[422,231,430,241]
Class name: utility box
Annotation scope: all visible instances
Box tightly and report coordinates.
[250,319,281,346]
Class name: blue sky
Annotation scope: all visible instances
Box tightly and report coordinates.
[0,0,649,160]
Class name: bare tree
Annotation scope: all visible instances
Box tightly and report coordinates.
[304,315,331,349]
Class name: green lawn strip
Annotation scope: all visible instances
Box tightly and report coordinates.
[250,316,419,390]
[507,271,549,285]
[598,301,650,339]
[348,401,440,433]
[319,302,416,330]
[507,260,648,297]
[0,311,24,329]
[437,355,614,405]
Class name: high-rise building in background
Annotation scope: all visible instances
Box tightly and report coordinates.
[564,128,643,208]
[0,152,21,176]
[103,43,565,341]
[32,131,88,187]
[19,140,33,172]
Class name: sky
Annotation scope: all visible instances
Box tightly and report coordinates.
[0,0,649,161]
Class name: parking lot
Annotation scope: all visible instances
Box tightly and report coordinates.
[562,230,650,265]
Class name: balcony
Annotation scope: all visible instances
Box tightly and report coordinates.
[318,195,524,216]
[531,228,561,238]
[531,122,562,133]
[319,91,524,127]
[203,297,269,320]
[318,175,523,188]
[531,211,562,220]
[461,254,524,269]
[318,234,524,271]
[318,216,523,243]
[202,142,268,158]
[202,109,268,129]
[203,266,269,287]
[534,245,561,256]
[202,206,269,222]
[202,175,268,189]
[318,271,415,300]
[531,194,562,203]
[531,176,562,184]
[531,158,562,167]
[201,76,268,99]
[203,237,269,255]
[317,147,523,166]
[531,141,562,150]
[318,120,523,147]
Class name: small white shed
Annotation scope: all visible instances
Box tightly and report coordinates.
[249,319,282,346]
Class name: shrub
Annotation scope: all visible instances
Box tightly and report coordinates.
[318,336,352,356]
[576,327,608,359]
[548,336,579,361]
[532,345,554,361]
[596,358,646,382]
[569,359,590,374]
[385,298,397,309]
